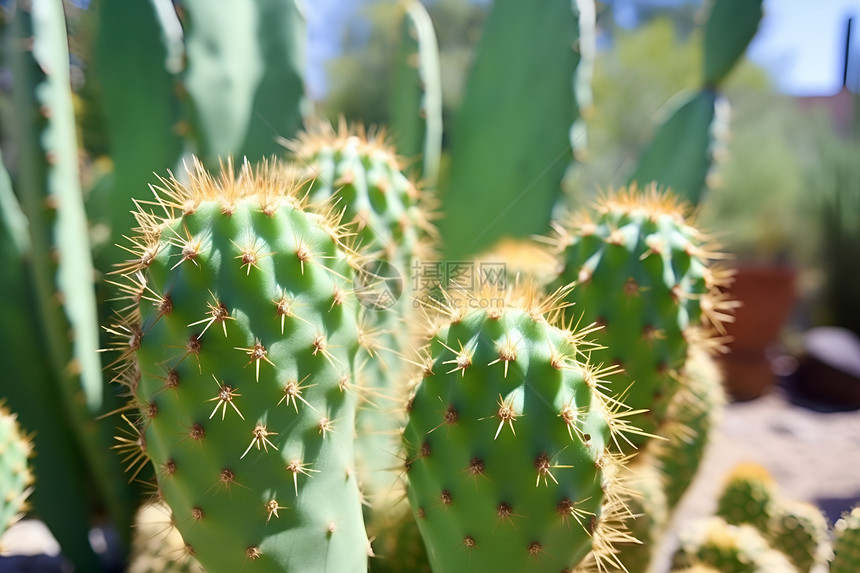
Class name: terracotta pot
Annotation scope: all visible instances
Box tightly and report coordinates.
[718,264,798,401]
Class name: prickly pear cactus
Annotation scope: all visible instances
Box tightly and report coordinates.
[672,517,798,573]
[766,499,829,573]
[655,342,725,510]
[716,463,778,533]
[831,505,860,573]
[402,285,632,573]
[548,185,731,448]
[0,406,33,536]
[111,160,368,572]
[287,121,435,561]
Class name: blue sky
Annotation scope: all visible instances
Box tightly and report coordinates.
[306,0,860,98]
[748,0,860,95]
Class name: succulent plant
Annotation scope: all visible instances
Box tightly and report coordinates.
[402,285,635,573]
[109,160,369,572]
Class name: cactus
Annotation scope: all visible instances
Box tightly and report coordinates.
[766,499,829,573]
[548,186,731,449]
[716,463,779,533]
[402,285,633,573]
[831,505,860,573]
[286,121,435,560]
[672,517,798,573]
[655,343,726,510]
[390,0,443,185]
[0,406,34,537]
[110,160,369,572]
[129,503,204,573]
[439,0,595,259]
[629,0,763,205]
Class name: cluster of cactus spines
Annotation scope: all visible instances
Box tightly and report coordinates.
[598,343,724,573]
[608,462,668,573]
[671,517,798,573]
[831,505,860,573]
[110,159,370,572]
[547,184,732,448]
[0,406,33,537]
[402,284,635,573]
[129,503,204,573]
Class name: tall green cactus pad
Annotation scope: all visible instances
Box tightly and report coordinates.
[390,0,443,184]
[10,0,136,563]
[0,406,33,536]
[90,0,185,256]
[439,0,593,259]
[671,517,798,573]
[628,90,729,206]
[548,186,730,448]
[831,505,860,573]
[111,160,368,572]
[179,0,307,167]
[403,286,631,573]
[703,0,764,86]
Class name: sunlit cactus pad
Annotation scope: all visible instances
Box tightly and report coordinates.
[110,160,368,573]
[402,286,632,573]
[548,185,731,447]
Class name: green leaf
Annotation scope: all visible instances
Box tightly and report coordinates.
[703,0,764,86]
[628,89,727,205]
[390,0,442,184]
[181,0,306,166]
[438,0,586,260]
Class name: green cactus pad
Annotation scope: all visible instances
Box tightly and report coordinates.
[0,406,33,536]
[403,286,630,573]
[716,463,778,533]
[831,505,860,573]
[655,343,725,511]
[287,122,436,559]
[672,517,798,573]
[549,186,730,448]
[112,160,368,573]
[765,499,829,573]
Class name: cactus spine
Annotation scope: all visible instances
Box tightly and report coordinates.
[111,160,369,572]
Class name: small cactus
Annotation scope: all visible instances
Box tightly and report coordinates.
[0,405,33,537]
[110,159,369,572]
[672,517,798,573]
[831,505,860,573]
